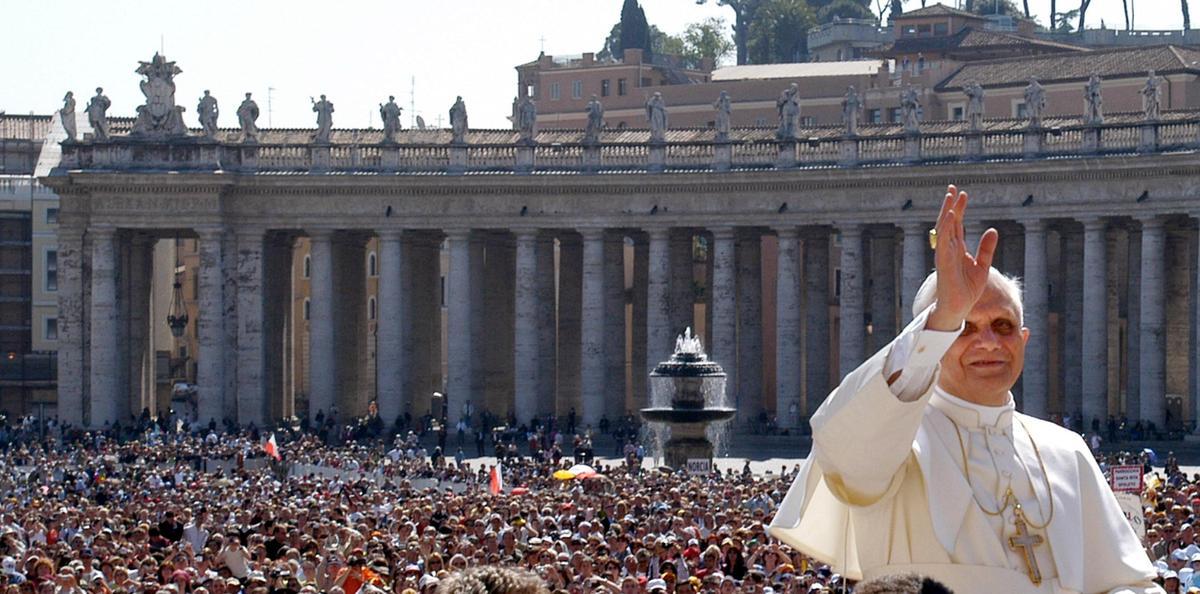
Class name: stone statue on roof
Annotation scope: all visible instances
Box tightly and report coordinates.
[901,86,922,135]
[713,91,731,142]
[60,92,77,142]
[516,97,537,144]
[86,87,112,141]
[841,86,862,136]
[584,95,604,144]
[1142,70,1162,121]
[450,96,469,144]
[131,53,188,138]
[380,96,403,144]
[646,92,668,143]
[312,94,334,144]
[1084,74,1104,125]
[964,82,984,132]
[1023,77,1046,129]
[237,92,260,143]
[197,90,219,138]
[776,83,800,141]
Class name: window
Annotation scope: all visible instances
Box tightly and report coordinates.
[303,254,311,278]
[304,299,311,320]
[369,297,377,320]
[550,82,561,101]
[179,345,188,358]
[641,77,652,87]
[933,22,949,36]
[755,117,768,127]
[601,79,610,97]
[45,208,58,224]
[45,250,57,291]
[950,105,965,121]
[368,251,377,277]
[889,107,902,122]
[44,317,57,341]
[618,78,628,96]
[572,80,583,99]
[801,116,816,126]
[868,109,882,124]
[1014,102,1028,118]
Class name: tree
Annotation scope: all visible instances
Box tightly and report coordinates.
[652,26,687,56]
[1054,7,1080,31]
[1022,0,1031,18]
[812,0,874,22]
[746,0,816,63]
[1184,0,1191,30]
[682,17,736,63]
[1077,0,1092,31]
[963,0,1023,18]
[619,0,654,59]
[694,0,766,65]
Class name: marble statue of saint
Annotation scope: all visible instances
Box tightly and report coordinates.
[450,96,468,144]
[964,82,984,132]
[713,91,732,141]
[86,87,112,141]
[197,90,219,138]
[237,92,260,143]
[776,83,800,140]
[1142,70,1162,121]
[646,92,668,143]
[1023,77,1046,128]
[131,53,188,137]
[842,85,862,136]
[901,86,922,135]
[516,97,537,143]
[1084,74,1104,125]
[584,95,604,144]
[60,91,77,141]
[312,94,334,144]
[380,95,403,143]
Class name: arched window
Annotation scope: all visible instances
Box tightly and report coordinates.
[369,296,377,320]
[368,251,378,277]
[303,255,311,278]
[303,298,311,320]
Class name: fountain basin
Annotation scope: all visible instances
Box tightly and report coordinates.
[640,407,736,424]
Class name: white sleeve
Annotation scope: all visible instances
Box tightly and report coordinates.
[882,305,963,402]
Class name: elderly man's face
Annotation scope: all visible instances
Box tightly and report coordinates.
[938,282,1029,406]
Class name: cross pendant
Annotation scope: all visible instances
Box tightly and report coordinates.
[1008,506,1044,586]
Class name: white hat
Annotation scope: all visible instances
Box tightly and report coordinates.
[1,557,14,573]
[1163,570,1179,580]
[418,575,440,590]
[647,579,668,592]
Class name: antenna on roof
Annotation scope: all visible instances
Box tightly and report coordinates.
[410,76,416,128]
[268,87,275,128]
[160,34,165,54]
[539,34,547,53]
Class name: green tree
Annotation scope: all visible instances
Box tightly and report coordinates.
[811,0,874,22]
[682,17,736,63]
[747,0,816,63]
[652,26,688,56]
[693,0,767,65]
[963,0,1024,18]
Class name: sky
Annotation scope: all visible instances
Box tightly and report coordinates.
[1,0,1195,130]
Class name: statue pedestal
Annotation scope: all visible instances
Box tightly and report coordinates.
[310,145,331,172]
[903,134,921,163]
[448,145,468,174]
[237,144,258,171]
[713,142,732,172]
[516,144,534,174]
[838,137,858,166]
[662,423,713,470]
[648,143,666,173]
[582,144,601,173]
[1139,123,1158,153]
[776,141,796,169]
[1023,128,1043,159]
[1082,126,1101,154]
[381,146,401,170]
[965,132,983,161]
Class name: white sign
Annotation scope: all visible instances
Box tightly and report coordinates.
[1110,465,1144,493]
[686,459,712,475]
[1115,491,1146,539]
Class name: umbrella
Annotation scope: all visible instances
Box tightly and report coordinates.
[553,470,576,480]
[567,464,597,478]
[511,487,529,495]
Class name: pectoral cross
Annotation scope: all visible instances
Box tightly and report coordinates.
[1008,505,1044,586]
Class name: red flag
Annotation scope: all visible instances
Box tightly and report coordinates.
[489,463,503,495]
[264,433,281,461]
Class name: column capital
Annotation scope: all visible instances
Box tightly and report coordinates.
[645,228,670,241]
[837,222,864,236]
[377,229,404,241]
[900,221,926,233]
[577,227,606,241]
[1018,218,1047,232]
[773,226,799,239]
[512,227,540,240]
[89,225,117,239]
[444,228,472,241]
[234,227,267,240]
[710,226,736,240]
[307,228,334,242]
[1079,216,1107,231]
[1137,215,1166,230]
[195,226,225,240]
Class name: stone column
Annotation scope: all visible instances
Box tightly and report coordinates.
[646,229,672,393]
[737,230,763,419]
[604,232,627,419]
[1139,217,1167,427]
[57,226,86,427]
[631,234,649,410]
[775,227,802,428]
[558,234,583,418]
[580,228,606,427]
[900,222,928,325]
[513,230,539,423]
[89,227,119,428]
[469,235,486,415]
[1081,218,1109,429]
[710,227,737,400]
[535,234,557,417]
[838,224,865,377]
[376,230,405,423]
[236,229,266,426]
[1021,219,1049,418]
[196,228,225,426]
[1194,217,1200,435]
[1126,228,1142,420]
[670,230,693,337]
[803,228,831,415]
[307,230,336,422]
[445,229,473,424]
[221,232,238,423]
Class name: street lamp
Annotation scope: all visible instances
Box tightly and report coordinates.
[167,275,188,338]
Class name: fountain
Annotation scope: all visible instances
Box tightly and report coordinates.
[640,328,737,469]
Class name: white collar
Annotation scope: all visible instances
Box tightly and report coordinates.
[930,386,1014,430]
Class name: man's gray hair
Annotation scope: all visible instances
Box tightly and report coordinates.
[911,268,1024,325]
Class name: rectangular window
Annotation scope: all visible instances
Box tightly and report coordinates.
[1014,102,1028,118]
[572,80,583,99]
[641,77,652,87]
[44,318,57,341]
[45,250,57,292]
[888,107,902,122]
[933,22,949,35]
[549,82,561,101]
[801,116,816,126]
[618,79,628,96]
[951,106,965,121]
[868,109,882,124]
[45,208,58,224]
[601,80,610,97]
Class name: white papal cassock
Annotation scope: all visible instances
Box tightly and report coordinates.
[768,307,1162,594]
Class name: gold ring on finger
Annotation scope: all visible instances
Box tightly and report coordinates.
[928,228,937,250]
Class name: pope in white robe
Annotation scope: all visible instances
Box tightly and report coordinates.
[768,186,1162,594]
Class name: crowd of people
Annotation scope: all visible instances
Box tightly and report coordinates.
[0,411,1196,594]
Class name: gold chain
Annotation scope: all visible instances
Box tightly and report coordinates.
[948,413,1055,529]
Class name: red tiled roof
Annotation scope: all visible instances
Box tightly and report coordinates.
[938,44,1200,89]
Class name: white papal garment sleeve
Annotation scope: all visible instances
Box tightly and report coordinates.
[809,305,961,504]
